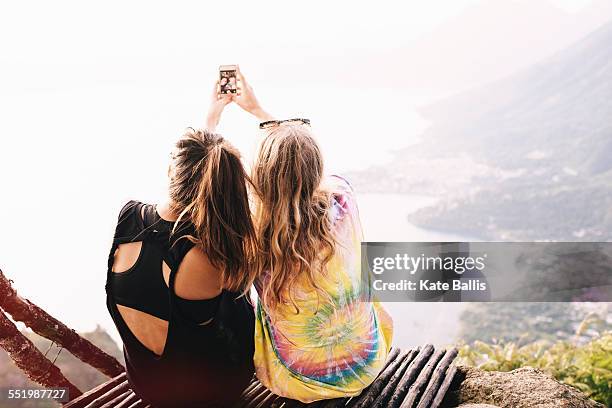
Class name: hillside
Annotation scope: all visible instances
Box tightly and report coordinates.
[415,17,612,174]
[352,19,612,241]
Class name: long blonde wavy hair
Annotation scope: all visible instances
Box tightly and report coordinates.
[252,124,336,311]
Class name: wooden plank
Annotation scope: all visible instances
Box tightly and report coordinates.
[415,348,458,408]
[0,269,124,378]
[64,373,127,408]
[98,390,132,408]
[248,386,274,408]
[239,382,267,406]
[380,348,402,372]
[241,377,261,397]
[253,391,279,408]
[350,348,410,408]
[127,401,149,408]
[430,365,458,408]
[399,348,446,408]
[128,400,152,408]
[385,344,435,408]
[114,391,139,408]
[82,380,129,408]
[370,347,422,408]
[0,310,81,398]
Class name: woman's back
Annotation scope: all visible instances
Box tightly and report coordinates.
[106,200,255,408]
[253,176,393,403]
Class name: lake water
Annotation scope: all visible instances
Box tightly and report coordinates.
[358,193,476,242]
[358,193,473,348]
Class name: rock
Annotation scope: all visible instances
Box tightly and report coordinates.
[455,405,500,408]
[444,366,605,408]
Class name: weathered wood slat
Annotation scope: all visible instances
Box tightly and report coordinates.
[242,377,260,396]
[82,380,129,408]
[126,401,148,408]
[415,348,458,408]
[268,396,287,408]
[253,391,278,408]
[383,347,402,369]
[350,348,407,408]
[431,364,458,408]
[248,386,274,408]
[370,348,420,408]
[400,348,446,408]
[98,390,132,408]
[113,391,139,408]
[64,373,126,408]
[0,310,82,398]
[386,344,435,407]
[0,269,125,379]
[239,382,267,406]
[127,400,150,408]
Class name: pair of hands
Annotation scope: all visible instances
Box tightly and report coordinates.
[205,67,274,131]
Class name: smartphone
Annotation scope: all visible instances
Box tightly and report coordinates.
[219,65,238,94]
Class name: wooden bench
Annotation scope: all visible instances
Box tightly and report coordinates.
[0,271,459,408]
[64,345,458,408]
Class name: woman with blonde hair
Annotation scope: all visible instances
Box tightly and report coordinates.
[233,70,394,403]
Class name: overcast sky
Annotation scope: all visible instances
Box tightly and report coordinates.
[0,0,609,339]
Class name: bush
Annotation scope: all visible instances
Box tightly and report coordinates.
[457,330,612,406]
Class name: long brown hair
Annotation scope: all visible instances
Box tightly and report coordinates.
[169,128,256,294]
[252,124,336,310]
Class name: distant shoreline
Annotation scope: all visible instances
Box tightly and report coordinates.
[358,192,480,242]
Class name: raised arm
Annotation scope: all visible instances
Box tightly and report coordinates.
[205,80,233,132]
[234,67,275,122]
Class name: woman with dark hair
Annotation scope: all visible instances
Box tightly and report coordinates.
[106,85,257,407]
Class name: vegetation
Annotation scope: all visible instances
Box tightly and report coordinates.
[457,321,612,405]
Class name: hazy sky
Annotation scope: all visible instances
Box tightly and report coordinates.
[0,1,602,88]
[551,0,594,11]
[0,0,609,340]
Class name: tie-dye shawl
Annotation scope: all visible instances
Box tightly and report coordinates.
[254,175,393,403]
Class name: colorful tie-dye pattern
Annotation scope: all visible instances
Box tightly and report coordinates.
[254,176,394,403]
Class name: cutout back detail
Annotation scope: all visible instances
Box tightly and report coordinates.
[109,202,222,355]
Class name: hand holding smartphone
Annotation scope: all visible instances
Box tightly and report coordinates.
[217,64,274,121]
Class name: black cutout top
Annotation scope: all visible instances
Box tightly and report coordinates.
[106,200,255,408]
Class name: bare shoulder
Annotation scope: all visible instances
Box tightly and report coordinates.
[173,246,223,300]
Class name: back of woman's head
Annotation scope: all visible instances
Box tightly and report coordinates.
[169,128,256,293]
[252,124,336,310]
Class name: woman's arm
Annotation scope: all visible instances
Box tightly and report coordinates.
[205,80,233,131]
[234,67,275,122]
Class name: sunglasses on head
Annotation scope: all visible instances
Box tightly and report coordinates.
[259,118,311,129]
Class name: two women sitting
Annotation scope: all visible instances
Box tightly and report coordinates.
[106,68,393,407]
